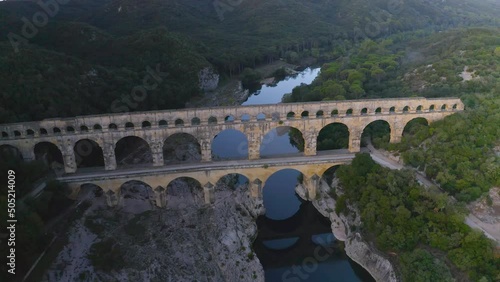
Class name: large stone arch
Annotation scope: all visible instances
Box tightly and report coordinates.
[163,132,201,165]
[403,117,429,137]
[119,180,156,213]
[212,128,248,161]
[34,141,64,170]
[215,173,250,191]
[261,168,305,220]
[165,176,205,209]
[114,136,153,167]
[361,119,393,148]
[316,122,350,151]
[0,144,23,159]
[260,126,305,157]
[74,139,105,170]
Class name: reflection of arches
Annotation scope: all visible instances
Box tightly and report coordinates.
[403,117,428,136]
[212,129,248,161]
[260,126,304,157]
[361,120,391,148]
[74,139,104,169]
[317,123,349,151]
[0,145,23,159]
[119,180,155,212]
[215,173,249,191]
[163,133,201,164]
[115,136,152,167]
[34,142,63,167]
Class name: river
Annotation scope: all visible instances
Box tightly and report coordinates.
[212,67,375,281]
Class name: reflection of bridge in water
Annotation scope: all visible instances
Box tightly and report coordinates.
[253,202,337,268]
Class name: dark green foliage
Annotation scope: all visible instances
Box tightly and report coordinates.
[240,68,262,90]
[337,154,500,281]
[88,238,125,271]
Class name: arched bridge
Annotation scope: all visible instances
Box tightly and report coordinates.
[0,97,463,175]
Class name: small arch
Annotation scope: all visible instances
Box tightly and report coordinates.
[346,109,353,115]
[375,107,382,114]
[159,120,168,127]
[452,104,458,110]
[1,131,8,138]
[216,174,249,191]
[225,115,235,123]
[66,126,75,132]
[301,111,309,119]
[80,125,89,132]
[26,129,35,136]
[93,124,102,131]
[389,106,396,113]
[109,123,118,130]
[40,128,48,135]
[14,130,21,137]
[429,105,435,111]
[241,114,251,122]
[403,106,410,113]
[208,117,217,125]
[125,122,134,129]
[416,105,423,112]
[361,108,368,115]
[256,113,266,121]
[286,112,295,120]
[53,127,61,134]
[175,119,184,127]
[191,117,201,126]
[441,104,447,111]
[316,110,324,118]
[331,109,339,116]
[142,121,151,128]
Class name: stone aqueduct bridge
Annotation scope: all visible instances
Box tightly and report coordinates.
[0,97,463,206]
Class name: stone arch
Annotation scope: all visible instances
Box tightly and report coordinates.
[93,124,102,131]
[34,141,64,169]
[262,168,304,220]
[215,173,250,191]
[76,184,105,206]
[241,113,251,122]
[119,180,156,212]
[452,104,458,110]
[53,127,61,134]
[66,126,75,133]
[320,165,343,186]
[40,128,48,135]
[346,109,353,115]
[260,126,304,157]
[301,111,309,119]
[225,115,235,123]
[159,120,168,127]
[361,108,368,115]
[286,112,295,120]
[175,119,184,127]
[208,116,217,125]
[212,129,248,161]
[403,106,410,113]
[125,122,135,129]
[13,130,21,137]
[441,104,447,111]
[80,125,89,132]
[74,139,104,170]
[0,144,23,159]
[361,120,392,148]
[256,113,266,121]
[416,105,423,112]
[142,121,151,128]
[317,122,350,151]
[166,177,204,209]
[26,129,35,136]
[109,123,118,130]
[389,106,396,113]
[429,105,435,111]
[115,136,153,167]
[331,109,339,116]
[163,133,201,165]
[1,131,8,138]
[375,107,382,114]
[191,117,201,126]
[271,112,280,121]
[403,117,429,136]
[316,110,324,118]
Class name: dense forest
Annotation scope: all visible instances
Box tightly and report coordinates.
[336,153,499,281]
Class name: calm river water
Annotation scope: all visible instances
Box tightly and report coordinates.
[213,67,374,282]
